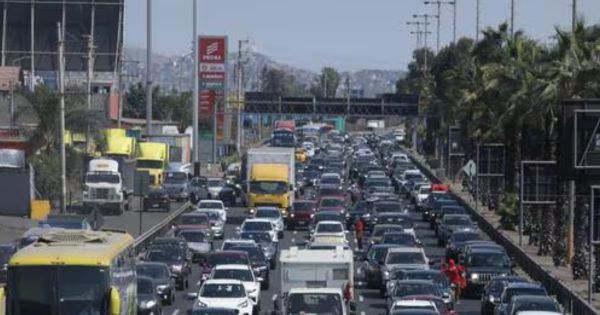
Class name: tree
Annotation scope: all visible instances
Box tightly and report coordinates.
[312,67,341,98]
[260,66,303,96]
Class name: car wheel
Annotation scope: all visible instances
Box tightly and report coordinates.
[261,279,270,290]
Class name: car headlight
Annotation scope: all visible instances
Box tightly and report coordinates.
[289,213,295,218]
[383,270,390,280]
[489,296,496,303]
[237,300,249,308]
[171,264,183,273]
[470,273,479,281]
[141,300,157,309]
[156,284,169,293]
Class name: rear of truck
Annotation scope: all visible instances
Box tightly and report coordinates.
[246,148,295,214]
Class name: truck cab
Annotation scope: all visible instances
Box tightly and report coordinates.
[83,158,132,215]
[249,164,292,211]
[137,142,169,185]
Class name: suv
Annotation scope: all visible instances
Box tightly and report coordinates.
[287,200,317,230]
[381,247,431,290]
[137,262,175,305]
[436,214,476,246]
[494,282,548,315]
[463,245,514,297]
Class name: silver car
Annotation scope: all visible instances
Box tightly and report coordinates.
[253,207,284,239]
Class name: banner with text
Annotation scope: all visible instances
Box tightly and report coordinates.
[198,36,227,143]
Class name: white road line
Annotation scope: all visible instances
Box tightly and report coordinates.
[171,309,180,315]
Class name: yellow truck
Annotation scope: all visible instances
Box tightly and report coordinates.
[137,142,169,185]
[246,147,295,214]
[105,134,136,159]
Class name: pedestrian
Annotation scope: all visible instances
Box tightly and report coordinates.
[441,258,466,301]
[355,217,364,250]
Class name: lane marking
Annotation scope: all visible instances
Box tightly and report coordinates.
[171,310,179,315]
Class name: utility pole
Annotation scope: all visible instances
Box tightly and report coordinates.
[567,0,577,265]
[57,22,67,213]
[145,0,153,135]
[85,34,95,151]
[510,0,515,39]
[413,14,434,72]
[236,39,249,154]
[407,21,430,49]
[424,1,455,52]
[192,0,199,163]
[453,0,457,43]
[476,0,481,41]
[572,0,577,33]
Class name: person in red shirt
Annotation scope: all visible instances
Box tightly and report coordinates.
[354,218,364,250]
[441,259,466,300]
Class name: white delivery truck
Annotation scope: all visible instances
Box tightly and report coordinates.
[82,158,134,215]
[273,246,356,315]
[245,147,295,213]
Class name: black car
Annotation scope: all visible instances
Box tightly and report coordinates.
[229,245,271,290]
[144,245,191,290]
[137,276,162,315]
[240,231,279,269]
[463,246,514,297]
[446,231,482,261]
[362,244,400,289]
[151,237,190,262]
[0,244,15,284]
[218,182,243,206]
[480,276,528,315]
[137,262,175,305]
[143,187,170,212]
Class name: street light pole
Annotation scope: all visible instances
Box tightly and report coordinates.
[236,39,249,154]
[192,0,199,163]
[510,0,515,39]
[453,0,457,43]
[476,0,480,41]
[424,1,455,51]
[57,22,67,213]
[145,0,153,135]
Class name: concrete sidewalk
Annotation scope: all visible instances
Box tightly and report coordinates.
[405,147,600,311]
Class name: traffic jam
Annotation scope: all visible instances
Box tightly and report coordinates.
[0,125,563,315]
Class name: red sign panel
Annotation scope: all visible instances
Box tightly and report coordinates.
[199,37,226,64]
[199,90,215,115]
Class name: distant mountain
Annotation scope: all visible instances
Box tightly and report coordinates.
[122,47,405,97]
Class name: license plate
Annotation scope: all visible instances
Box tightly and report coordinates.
[153,204,159,207]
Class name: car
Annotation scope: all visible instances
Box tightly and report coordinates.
[144,244,190,290]
[372,200,406,216]
[386,280,442,311]
[372,212,415,235]
[205,177,225,199]
[312,220,346,238]
[187,307,240,315]
[197,199,227,212]
[221,239,258,251]
[480,276,528,315]
[191,279,255,315]
[346,201,371,229]
[174,212,211,235]
[137,276,163,315]
[362,244,401,289]
[287,200,317,230]
[397,295,457,315]
[506,295,559,315]
[176,229,212,263]
[446,230,482,261]
[150,236,191,262]
[309,210,345,233]
[188,176,211,204]
[210,264,261,306]
[239,218,278,243]
[369,224,410,245]
[227,245,271,290]
[143,186,171,212]
[240,231,279,269]
[428,199,460,227]
[137,262,175,305]
[195,209,226,239]
[433,206,468,231]
[414,184,432,207]
[163,171,192,201]
[381,232,420,247]
[437,214,476,246]
[318,172,343,188]
[302,141,316,157]
[494,282,548,315]
[218,182,244,206]
[38,214,93,230]
[389,299,438,313]
[201,250,252,281]
[317,195,346,214]
[464,245,514,297]
[253,207,285,238]
[399,270,454,309]
[0,244,15,284]
[382,247,431,290]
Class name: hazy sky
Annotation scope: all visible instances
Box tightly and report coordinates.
[124,0,600,72]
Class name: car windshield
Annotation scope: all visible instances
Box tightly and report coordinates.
[393,283,436,298]
[201,283,246,298]
[444,217,472,225]
[243,221,272,231]
[419,187,431,194]
[189,310,236,315]
[321,177,340,184]
[321,199,343,207]
[230,246,266,263]
[315,213,342,222]
[198,202,223,209]
[180,215,208,225]
[405,173,424,181]
[514,300,558,312]
[366,180,390,188]
[165,172,187,183]
[505,288,547,302]
[137,265,169,279]
[470,252,510,268]
[208,180,224,187]
[386,252,426,264]
[212,269,254,282]
[319,188,342,196]
[377,216,412,228]
[207,253,247,266]
[241,232,272,243]
[452,233,481,243]
[293,202,315,211]
[40,220,84,230]
[178,231,206,242]
[304,164,321,172]
[250,181,287,194]
[137,279,154,294]
[85,174,119,184]
[375,203,402,212]
[199,211,221,221]
[373,226,404,237]
[146,248,183,262]
[287,293,343,315]
[316,223,343,233]
[369,247,390,263]
[256,209,280,218]
[405,272,449,286]
[383,234,415,246]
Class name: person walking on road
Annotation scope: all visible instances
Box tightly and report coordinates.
[355,218,364,250]
[441,259,466,301]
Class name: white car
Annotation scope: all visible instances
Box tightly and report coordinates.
[209,264,261,305]
[313,220,346,238]
[206,178,225,199]
[416,184,431,205]
[239,218,278,243]
[253,207,284,238]
[221,239,257,251]
[391,299,438,313]
[302,142,315,157]
[198,199,228,215]
[391,153,410,163]
[192,279,255,315]
[194,209,226,239]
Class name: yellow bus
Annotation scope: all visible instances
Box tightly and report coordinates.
[0,229,136,315]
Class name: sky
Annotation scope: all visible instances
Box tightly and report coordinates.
[124,0,600,72]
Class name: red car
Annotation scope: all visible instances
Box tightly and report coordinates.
[201,250,251,281]
[317,196,346,214]
[398,295,458,315]
[173,212,211,235]
[287,200,317,230]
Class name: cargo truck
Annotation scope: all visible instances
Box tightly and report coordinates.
[272,246,356,315]
[137,142,169,185]
[246,147,295,214]
[82,157,134,215]
[105,134,136,159]
[146,133,191,164]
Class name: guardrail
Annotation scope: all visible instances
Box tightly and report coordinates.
[404,148,599,315]
[133,202,192,255]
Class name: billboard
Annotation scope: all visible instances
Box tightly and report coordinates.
[198,36,228,144]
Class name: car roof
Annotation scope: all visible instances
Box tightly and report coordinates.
[512,295,555,303]
[209,250,248,257]
[394,279,436,285]
[506,282,545,289]
[392,300,435,307]
[243,218,272,223]
[388,247,425,253]
[203,279,244,285]
[316,220,343,225]
[213,264,252,271]
[199,199,223,204]
[137,275,155,284]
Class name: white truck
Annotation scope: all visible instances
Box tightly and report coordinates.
[273,246,356,315]
[245,147,295,212]
[82,158,134,215]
